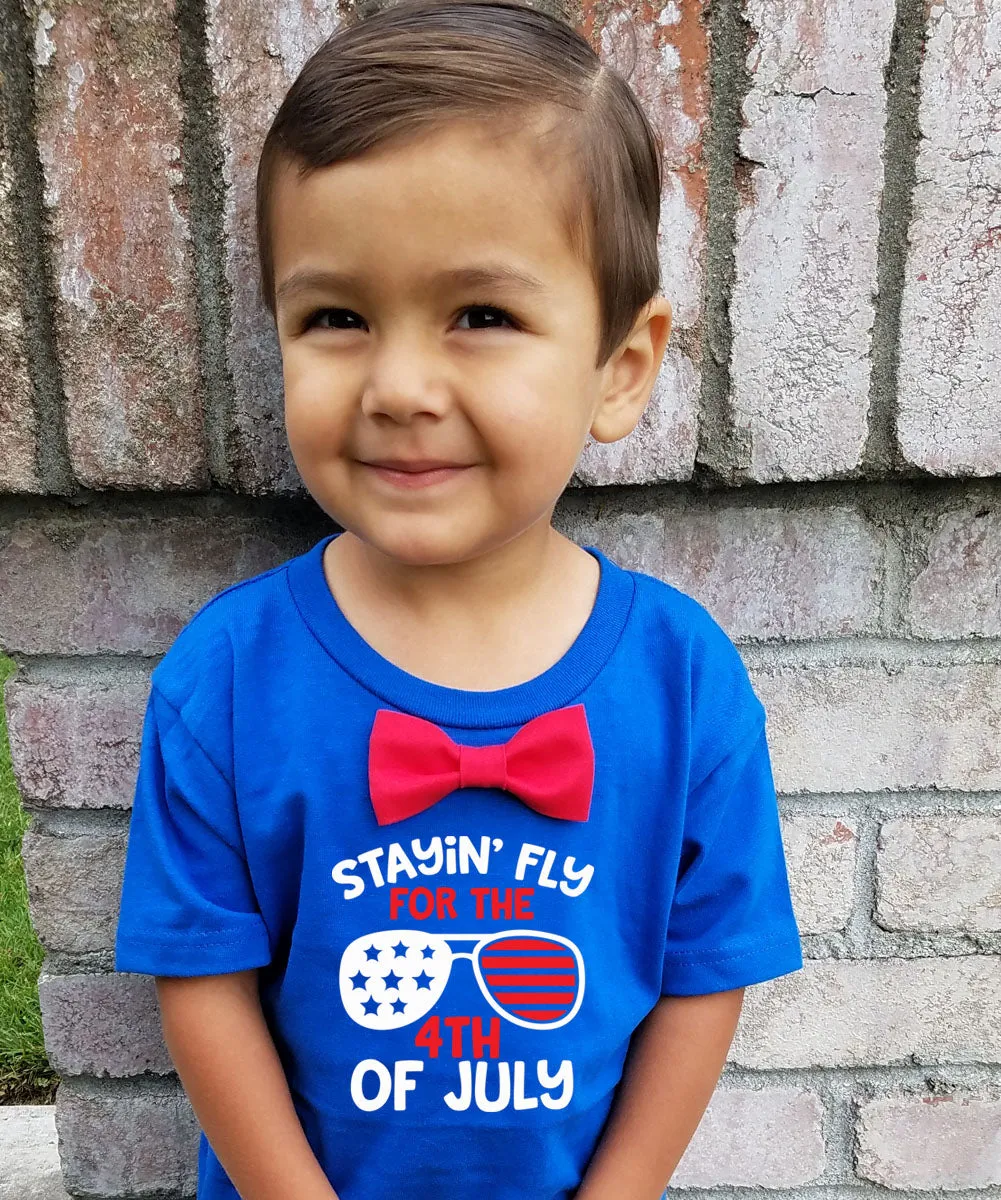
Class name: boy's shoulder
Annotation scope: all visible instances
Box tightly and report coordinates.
[620,559,751,674]
[624,560,716,627]
[615,558,767,757]
[149,542,306,710]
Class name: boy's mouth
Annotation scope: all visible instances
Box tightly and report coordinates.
[360,459,473,489]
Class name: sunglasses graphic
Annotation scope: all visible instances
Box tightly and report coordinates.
[339,928,585,1032]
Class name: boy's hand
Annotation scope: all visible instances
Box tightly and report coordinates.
[155,970,341,1200]
[573,989,746,1200]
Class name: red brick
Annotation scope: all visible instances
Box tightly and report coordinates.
[0,514,306,653]
[5,679,147,809]
[205,0,338,493]
[30,0,207,488]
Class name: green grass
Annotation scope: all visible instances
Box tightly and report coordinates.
[0,653,59,1104]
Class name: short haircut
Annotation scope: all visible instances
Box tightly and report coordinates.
[256,0,663,367]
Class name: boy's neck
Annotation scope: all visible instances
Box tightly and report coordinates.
[321,523,601,693]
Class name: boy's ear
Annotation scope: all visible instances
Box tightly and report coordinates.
[590,297,673,444]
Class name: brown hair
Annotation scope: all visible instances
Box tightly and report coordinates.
[255,0,663,367]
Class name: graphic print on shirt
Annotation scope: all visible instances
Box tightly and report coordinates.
[330,834,595,1115]
[329,701,599,1115]
[339,928,585,1031]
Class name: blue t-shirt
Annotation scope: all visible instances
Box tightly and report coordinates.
[115,531,803,1200]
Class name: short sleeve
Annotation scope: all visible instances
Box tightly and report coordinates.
[661,721,803,995]
[114,685,272,977]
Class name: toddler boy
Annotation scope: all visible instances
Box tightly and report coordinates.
[115,2,803,1197]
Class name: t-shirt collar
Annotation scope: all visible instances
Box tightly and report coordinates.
[284,531,635,730]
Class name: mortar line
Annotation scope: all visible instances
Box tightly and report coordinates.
[1,471,1000,529]
[174,0,239,489]
[0,0,75,496]
[862,0,927,474]
[7,631,1001,681]
[56,1062,1001,1092]
[694,0,754,488]
[738,635,1001,667]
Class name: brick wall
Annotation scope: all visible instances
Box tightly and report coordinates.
[2,0,999,1195]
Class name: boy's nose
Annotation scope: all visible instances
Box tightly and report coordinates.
[360,332,450,422]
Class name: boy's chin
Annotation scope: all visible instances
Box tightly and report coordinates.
[346,520,490,567]
[345,517,534,568]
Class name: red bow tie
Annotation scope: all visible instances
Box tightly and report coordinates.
[368,704,594,826]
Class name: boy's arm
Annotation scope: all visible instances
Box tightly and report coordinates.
[155,971,340,1200]
[574,988,746,1200]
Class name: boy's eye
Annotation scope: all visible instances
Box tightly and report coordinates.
[300,304,518,333]
[302,308,364,332]
[455,305,518,331]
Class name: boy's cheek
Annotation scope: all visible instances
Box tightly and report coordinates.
[284,376,353,441]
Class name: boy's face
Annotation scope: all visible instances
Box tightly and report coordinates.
[271,116,668,566]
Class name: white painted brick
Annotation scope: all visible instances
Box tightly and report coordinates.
[784,814,857,935]
[670,1087,825,1188]
[751,662,1001,794]
[877,816,1001,933]
[572,357,698,484]
[908,503,1001,638]
[561,504,884,640]
[661,506,885,641]
[732,956,1001,1068]
[897,0,1001,475]
[560,509,667,580]
[573,0,707,483]
[729,0,896,481]
[0,514,304,654]
[857,1094,1001,1188]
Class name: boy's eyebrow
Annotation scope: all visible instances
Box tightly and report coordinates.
[276,264,549,306]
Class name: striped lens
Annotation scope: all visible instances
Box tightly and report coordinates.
[474,931,584,1030]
